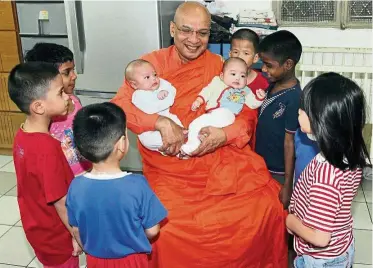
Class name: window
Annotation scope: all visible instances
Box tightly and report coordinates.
[273,0,372,29]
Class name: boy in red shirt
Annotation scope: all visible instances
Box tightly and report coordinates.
[229,29,269,148]
[8,62,81,268]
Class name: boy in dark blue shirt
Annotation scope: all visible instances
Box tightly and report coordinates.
[255,30,302,208]
[66,102,167,267]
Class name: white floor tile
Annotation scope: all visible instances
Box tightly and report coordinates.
[0,196,20,225]
[0,156,12,169]
[367,203,372,222]
[0,227,35,266]
[353,265,373,267]
[352,202,373,230]
[0,173,16,195]
[5,186,17,197]
[0,161,15,173]
[0,264,25,268]
[0,225,11,237]
[15,220,22,227]
[354,188,366,202]
[362,179,372,192]
[354,229,372,264]
[364,191,372,204]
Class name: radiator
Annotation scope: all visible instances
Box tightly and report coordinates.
[296,47,373,159]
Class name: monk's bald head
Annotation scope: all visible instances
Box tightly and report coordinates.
[174,2,211,26]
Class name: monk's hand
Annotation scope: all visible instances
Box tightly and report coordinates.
[279,184,292,209]
[156,116,185,156]
[189,126,227,157]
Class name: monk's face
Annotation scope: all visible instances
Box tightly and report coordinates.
[170,9,210,63]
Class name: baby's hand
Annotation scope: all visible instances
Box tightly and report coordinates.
[256,89,266,100]
[157,90,169,100]
[191,97,203,111]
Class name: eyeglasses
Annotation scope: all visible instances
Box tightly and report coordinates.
[173,22,210,38]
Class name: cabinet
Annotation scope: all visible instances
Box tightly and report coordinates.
[0,1,24,155]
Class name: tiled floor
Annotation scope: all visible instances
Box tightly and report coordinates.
[0,154,372,267]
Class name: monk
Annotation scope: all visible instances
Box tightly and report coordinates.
[112,2,288,267]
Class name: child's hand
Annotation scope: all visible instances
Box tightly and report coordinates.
[72,237,83,256]
[256,89,266,100]
[191,97,203,111]
[157,90,169,100]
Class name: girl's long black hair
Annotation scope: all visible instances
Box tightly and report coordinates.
[300,72,370,170]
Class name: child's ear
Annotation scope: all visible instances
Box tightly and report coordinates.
[116,135,126,154]
[219,72,224,80]
[30,100,45,115]
[229,50,232,58]
[284,59,294,71]
[129,81,137,89]
[253,53,259,64]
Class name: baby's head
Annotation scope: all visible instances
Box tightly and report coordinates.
[229,29,260,69]
[8,62,69,118]
[25,43,77,95]
[220,57,248,89]
[125,59,160,91]
[73,102,128,164]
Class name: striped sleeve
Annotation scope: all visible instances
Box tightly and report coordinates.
[302,182,342,233]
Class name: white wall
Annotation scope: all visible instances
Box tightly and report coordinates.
[216,0,372,48]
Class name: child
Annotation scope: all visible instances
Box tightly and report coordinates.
[287,73,370,267]
[180,57,266,155]
[8,62,81,267]
[127,59,183,152]
[66,102,168,267]
[255,30,302,208]
[294,129,319,186]
[230,29,269,99]
[25,43,92,176]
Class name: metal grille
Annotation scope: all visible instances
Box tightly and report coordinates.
[347,0,372,23]
[280,1,337,23]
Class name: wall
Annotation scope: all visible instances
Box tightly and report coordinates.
[75,0,161,93]
[215,0,372,48]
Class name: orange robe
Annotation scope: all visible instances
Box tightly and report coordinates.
[112,46,288,268]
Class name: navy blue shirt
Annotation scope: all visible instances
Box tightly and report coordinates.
[255,83,301,174]
[294,129,319,185]
[66,172,167,258]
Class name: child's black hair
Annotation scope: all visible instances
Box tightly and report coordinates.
[24,43,74,67]
[300,72,369,170]
[258,30,302,65]
[73,102,127,163]
[231,29,260,53]
[8,62,60,114]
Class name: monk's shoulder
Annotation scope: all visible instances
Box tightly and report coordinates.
[204,50,224,70]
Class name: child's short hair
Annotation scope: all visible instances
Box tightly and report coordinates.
[300,72,369,170]
[231,29,260,53]
[8,62,60,114]
[73,102,127,163]
[258,30,302,65]
[125,59,151,81]
[24,43,74,67]
[222,57,248,73]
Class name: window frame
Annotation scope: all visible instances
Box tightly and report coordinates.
[272,0,372,29]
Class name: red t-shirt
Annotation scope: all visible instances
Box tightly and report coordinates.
[13,128,74,266]
[247,70,269,148]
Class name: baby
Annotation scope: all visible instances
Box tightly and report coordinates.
[180,57,266,155]
[128,59,183,152]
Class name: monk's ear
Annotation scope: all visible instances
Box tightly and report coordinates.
[170,21,176,38]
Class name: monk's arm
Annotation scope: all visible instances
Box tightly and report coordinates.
[111,82,159,134]
[222,106,257,148]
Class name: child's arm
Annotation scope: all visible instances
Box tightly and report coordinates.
[244,88,266,109]
[72,226,84,249]
[145,224,161,240]
[281,133,295,208]
[192,76,221,111]
[286,214,331,247]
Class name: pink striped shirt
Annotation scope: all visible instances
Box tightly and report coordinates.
[289,153,362,258]
[50,94,92,176]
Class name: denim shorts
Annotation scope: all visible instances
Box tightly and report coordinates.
[294,240,354,268]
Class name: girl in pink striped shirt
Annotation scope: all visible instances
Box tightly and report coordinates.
[287,72,370,267]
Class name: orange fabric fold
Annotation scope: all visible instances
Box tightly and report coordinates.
[112,46,287,268]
